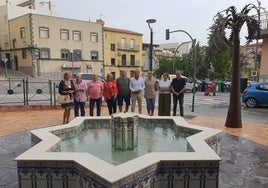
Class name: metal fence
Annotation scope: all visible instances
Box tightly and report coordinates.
[0,78,60,105]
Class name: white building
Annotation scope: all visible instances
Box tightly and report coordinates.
[156,42,192,57]
[0,0,57,59]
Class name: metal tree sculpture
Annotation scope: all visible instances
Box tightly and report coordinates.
[220,4,260,128]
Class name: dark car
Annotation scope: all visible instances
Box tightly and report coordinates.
[242,82,268,108]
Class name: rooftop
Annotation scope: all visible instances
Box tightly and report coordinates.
[104,26,143,36]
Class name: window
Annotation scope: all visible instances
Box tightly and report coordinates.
[40,48,50,59]
[120,38,126,49]
[20,27,26,39]
[61,49,69,59]
[130,70,135,77]
[91,51,98,60]
[111,58,115,65]
[12,39,16,48]
[121,54,126,66]
[22,49,27,59]
[110,43,115,51]
[90,32,98,42]
[39,27,49,38]
[111,72,115,79]
[73,49,82,61]
[257,84,268,90]
[130,55,135,66]
[60,29,69,40]
[130,39,135,50]
[73,31,81,41]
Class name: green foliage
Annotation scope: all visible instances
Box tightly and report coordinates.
[154,56,177,78]
[206,13,232,80]
[155,43,210,80]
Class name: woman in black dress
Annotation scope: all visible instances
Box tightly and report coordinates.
[59,72,75,124]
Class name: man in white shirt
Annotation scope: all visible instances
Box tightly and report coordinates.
[129,70,145,114]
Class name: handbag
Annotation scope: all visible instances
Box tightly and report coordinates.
[58,94,71,104]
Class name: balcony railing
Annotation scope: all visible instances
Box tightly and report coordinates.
[117,60,140,67]
[117,43,140,52]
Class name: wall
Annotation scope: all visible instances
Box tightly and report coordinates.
[0,5,9,50]
[260,38,268,82]
[8,14,103,77]
[104,28,143,78]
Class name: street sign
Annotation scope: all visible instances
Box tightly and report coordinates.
[251,70,257,77]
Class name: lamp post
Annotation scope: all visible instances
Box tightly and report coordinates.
[253,0,261,81]
[146,19,157,71]
[166,29,197,112]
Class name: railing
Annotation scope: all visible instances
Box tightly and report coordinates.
[260,18,268,30]
[260,12,268,30]
[117,43,140,52]
[0,78,61,105]
[117,60,140,67]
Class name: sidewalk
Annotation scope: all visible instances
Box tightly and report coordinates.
[0,105,267,146]
[0,105,267,188]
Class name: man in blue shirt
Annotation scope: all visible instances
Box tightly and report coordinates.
[129,70,145,114]
[171,70,186,116]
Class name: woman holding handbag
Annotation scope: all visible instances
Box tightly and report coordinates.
[59,71,75,124]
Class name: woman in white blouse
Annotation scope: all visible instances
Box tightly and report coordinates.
[158,73,172,116]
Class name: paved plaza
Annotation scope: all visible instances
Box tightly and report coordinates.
[0,105,267,188]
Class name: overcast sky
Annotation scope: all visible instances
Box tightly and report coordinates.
[46,0,268,45]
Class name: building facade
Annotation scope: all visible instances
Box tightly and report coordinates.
[103,26,143,79]
[241,43,262,79]
[259,11,268,82]
[0,0,57,76]
[8,14,103,78]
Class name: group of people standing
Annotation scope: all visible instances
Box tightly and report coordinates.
[58,69,186,124]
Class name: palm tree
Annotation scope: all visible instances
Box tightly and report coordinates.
[220,4,260,128]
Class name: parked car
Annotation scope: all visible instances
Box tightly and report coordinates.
[161,74,198,92]
[242,82,268,108]
[79,73,105,83]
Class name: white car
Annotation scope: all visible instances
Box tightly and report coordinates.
[162,74,198,92]
[79,73,105,83]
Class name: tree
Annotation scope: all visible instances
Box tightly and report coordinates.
[220,4,260,128]
[154,56,178,78]
[207,13,232,81]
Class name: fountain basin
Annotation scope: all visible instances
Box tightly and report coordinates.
[16,114,222,188]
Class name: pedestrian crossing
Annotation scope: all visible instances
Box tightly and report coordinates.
[141,93,229,108]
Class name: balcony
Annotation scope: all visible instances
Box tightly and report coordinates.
[117,60,140,67]
[117,43,140,52]
[260,12,268,38]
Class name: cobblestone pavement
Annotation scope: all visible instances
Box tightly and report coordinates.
[0,131,267,188]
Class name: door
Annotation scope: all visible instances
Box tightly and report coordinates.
[14,56,18,71]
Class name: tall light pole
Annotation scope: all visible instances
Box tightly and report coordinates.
[146,19,157,71]
[253,0,261,81]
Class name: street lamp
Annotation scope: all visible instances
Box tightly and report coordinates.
[146,19,157,71]
[253,0,261,81]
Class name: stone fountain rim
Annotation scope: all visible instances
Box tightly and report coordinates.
[15,113,222,183]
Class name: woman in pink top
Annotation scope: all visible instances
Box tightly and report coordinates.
[73,74,87,117]
[87,74,103,116]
